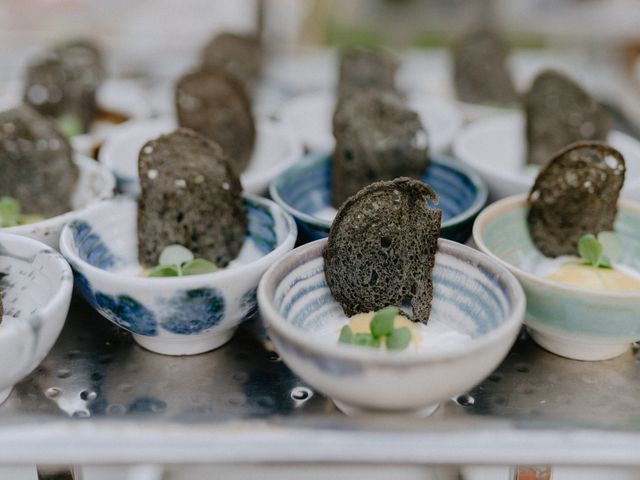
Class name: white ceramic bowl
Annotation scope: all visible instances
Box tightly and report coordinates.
[98,117,303,196]
[1,154,115,250]
[453,112,640,201]
[276,89,463,154]
[258,238,525,414]
[0,233,73,404]
[60,196,297,356]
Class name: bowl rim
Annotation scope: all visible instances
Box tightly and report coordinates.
[0,232,72,342]
[453,112,640,190]
[473,193,640,300]
[98,116,304,193]
[0,154,115,236]
[257,237,525,366]
[269,151,489,233]
[59,194,298,287]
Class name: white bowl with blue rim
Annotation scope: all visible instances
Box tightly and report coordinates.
[59,196,297,356]
[270,152,488,243]
[473,194,640,361]
[258,238,524,414]
[1,154,115,250]
[98,117,303,196]
[453,112,640,201]
[276,90,463,154]
[0,232,73,404]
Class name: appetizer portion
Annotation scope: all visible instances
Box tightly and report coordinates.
[526,141,639,291]
[337,47,398,99]
[23,39,104,135]
[331,91,429,207]
[324,177,441,324]
[525,70,610,167]
[0,105,78,218]
[453,29,518,106]
[137,128,247,268]
[201,32,263,92]
[175,69,256,174]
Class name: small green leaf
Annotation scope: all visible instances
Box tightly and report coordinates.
[56,114,85,137]
[598,231,623,264]
[182,258,218,276]
[370,306,399,338]
[578,234,603,268]
[338,325,353,344]
[386,327,412,351]
[0,197,20,227]
[148,265,180,277]
[352,333,381,348]
[159,244,194,267]
[17,214,44,225]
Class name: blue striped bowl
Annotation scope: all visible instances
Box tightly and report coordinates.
[269,153,488,243]
[473,195,640,361]
[258,238,524,413]
[60,195,297,356]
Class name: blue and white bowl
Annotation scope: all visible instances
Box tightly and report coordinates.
[59,196,297,356]
[270,153,488,242]
[258,238,524,414]
[0,233,73,404]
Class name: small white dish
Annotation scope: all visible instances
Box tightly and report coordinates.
[258,238,524,414]
[453,112,640,201]
[60,196,297,356]
[0,233,73,404]
[99,117,303,196]
[276,89,463,154]
[2,154,115,250]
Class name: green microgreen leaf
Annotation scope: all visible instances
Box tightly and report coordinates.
[578,234,603,268]
[17,213,44,225]
[338,325,353,344]
[182,258,218,276]
[598,231,623,265]
[0,197,20,227]
[386,327,412,351]
[370,306,399,337]
[159,244,194,267]
[148,265,180,277]
[56,114,85,137]
[352,333,381,348]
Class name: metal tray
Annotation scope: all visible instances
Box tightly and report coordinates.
[1,295,640,466]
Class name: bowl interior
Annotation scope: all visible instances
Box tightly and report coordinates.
[478,199,640,278]
[277,90,462,153]
[267,239,520,356]
[454,113,640,192]
[99,118,301,194]
[67,197,289,274]
[70,155,116,210]
[273,153,482,229]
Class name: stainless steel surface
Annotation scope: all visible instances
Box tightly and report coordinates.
[2,295,640,465]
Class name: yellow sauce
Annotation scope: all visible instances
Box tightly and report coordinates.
[347,312,421,349]
[546,261,640,291]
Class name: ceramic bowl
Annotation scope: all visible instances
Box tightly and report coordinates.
[276,90,463,154]
[269,152,488,242]
[1,155,115,250]
[0,233,73,404]
[258,238,524,414]
[99,117,303,196]
[473,194,640,361]
[453,112,640,201]
[59,196,297,356]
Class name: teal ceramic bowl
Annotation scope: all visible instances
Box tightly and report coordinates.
[473,194,640,361]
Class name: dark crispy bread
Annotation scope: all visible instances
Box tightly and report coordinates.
[0,105,77,217]
[175,69,255,175]
[527,142,625,257]
[331,91,429,208]
[525,70,610,167]
[201,32,262,91]
[453,29,518,105]
[323,177,441,324]
[137,128,247,268]
[337,47,398,99]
